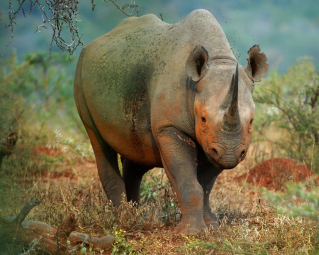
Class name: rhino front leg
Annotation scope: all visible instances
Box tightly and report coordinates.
[197,163,222,228]
[156,128,207,235]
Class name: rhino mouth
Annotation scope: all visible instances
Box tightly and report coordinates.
[205,151,239,170]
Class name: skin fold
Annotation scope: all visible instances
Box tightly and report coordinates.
[74,9,268,235]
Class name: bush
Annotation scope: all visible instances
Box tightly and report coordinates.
[254,57,319,173]
[0,52,85,144]
[0,54,24,140]
[263,177,319,222]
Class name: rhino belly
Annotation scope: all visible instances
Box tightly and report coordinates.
[85,85,162,167]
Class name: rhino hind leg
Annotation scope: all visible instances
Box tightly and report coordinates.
[85,127,126,207]
[197,163,223,228]
[121,158,150,203]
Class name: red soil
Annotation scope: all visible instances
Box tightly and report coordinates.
[236,158,312,191]
[33,147,58,156]
[41,169,77,180]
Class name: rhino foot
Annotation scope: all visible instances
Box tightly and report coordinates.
[204,220,219,229]
[174,227,202,235]
[173,219,207,235]
[203,210,219,228]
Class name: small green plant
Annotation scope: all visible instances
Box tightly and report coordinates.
[140,170,179,224]
[81,246,87,254]
[111,228,134,255]
[140,170,166,202]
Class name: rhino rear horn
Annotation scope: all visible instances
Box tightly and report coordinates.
[222,64,241,132]
[186,45,209,82]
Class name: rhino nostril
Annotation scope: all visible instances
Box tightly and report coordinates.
[212,148,218,159]
[239,150,245,161]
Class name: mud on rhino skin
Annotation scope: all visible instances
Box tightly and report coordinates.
[73,9,269,235]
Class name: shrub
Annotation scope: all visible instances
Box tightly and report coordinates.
[254,57,319,173]
[263,177,319,223]
[0,52,85,144]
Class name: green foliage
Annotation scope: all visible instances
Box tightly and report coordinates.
[263,178,319,222]
[254,57,319,172]
[3,52,74,104]
[0,52,85,144]
[0,54,24,139]
[140,170,166,202]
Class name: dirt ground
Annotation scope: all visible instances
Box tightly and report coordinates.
[1,145,318,254]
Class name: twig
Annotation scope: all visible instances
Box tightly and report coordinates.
[108,0,139,17]
[19,235,43,255]
[108,0,132,16]
[13,198,42,225]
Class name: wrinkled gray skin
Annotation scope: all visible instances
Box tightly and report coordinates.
[74,9,268,235]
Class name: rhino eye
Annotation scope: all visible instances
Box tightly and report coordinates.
[201,116,206,122]
[250,119,254,125]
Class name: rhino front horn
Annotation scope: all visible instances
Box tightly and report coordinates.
[222,63,241,132]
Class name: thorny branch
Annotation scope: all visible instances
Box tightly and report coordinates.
[5,0,140,57]
[108,0,139,17]
[18,235,43,255]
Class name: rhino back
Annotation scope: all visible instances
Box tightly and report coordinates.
[79,14,169,163]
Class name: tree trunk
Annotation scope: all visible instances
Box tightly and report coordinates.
[0,132,18,170]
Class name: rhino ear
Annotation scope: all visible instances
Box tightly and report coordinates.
[244,45,269,82]
[186,45,209,82]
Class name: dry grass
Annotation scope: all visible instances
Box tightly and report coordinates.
[0,136,318,254]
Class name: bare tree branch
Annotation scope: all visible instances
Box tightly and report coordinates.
[13,199,42,225]
[4,0,140,57]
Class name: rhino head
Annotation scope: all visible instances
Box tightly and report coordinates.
[186,45,268,169]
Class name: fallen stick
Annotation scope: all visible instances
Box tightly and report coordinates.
[0,199,114,254]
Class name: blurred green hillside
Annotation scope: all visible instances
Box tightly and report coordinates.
[0,0,318,74]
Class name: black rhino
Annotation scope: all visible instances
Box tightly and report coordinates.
[74,9,268,235]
